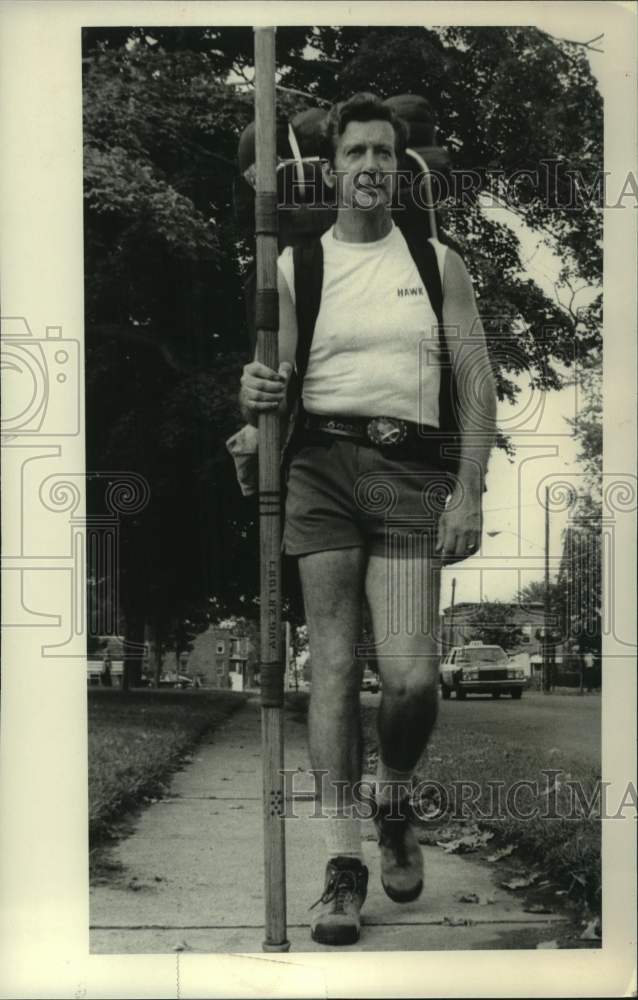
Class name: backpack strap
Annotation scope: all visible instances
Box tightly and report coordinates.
[292,238,324,385]
[399,227,461,475]
[410,237,444,326]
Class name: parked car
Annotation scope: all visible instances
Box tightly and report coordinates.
[159,673,194,690]
[361,667,380,693]
[440,642,525,700]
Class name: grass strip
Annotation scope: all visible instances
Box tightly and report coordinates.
[360,703,601,912]
[88,689,247,845]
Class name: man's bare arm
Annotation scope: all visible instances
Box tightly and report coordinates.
[436,248,497,560]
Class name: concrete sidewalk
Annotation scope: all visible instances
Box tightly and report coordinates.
[90,696,571,953]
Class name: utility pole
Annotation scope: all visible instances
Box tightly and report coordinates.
[448,577,457,649]
[543,485,551,693]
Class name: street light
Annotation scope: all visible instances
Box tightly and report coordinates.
[486,529,543,549]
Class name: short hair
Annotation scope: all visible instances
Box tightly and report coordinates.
[320,92,408,164]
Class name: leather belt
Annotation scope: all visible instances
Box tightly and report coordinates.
[303,414,435,448]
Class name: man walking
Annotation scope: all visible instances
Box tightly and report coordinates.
[239,93,496,945]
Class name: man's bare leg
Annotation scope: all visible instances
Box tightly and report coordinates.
[364,548,442,901]
[299,547,366,828]
[366,551,441,769]
[298,547,369,945]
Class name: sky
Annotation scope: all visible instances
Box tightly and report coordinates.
[438,30,605,609]
[441,203,597,609]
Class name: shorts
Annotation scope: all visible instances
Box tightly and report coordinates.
[283,432,454,558]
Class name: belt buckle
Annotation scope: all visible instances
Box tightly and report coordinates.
[366,416,408,446]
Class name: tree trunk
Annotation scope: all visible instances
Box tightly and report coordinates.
[123,611,145,690]
[147,618,163,687]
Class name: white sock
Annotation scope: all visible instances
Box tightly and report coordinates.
[323,807,363,862]
[376,759,414,808]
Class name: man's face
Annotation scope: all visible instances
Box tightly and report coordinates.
[326,119,398,212]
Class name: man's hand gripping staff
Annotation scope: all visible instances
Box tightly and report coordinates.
[240,360,293,426]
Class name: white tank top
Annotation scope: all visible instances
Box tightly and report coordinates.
[277,222,447,427]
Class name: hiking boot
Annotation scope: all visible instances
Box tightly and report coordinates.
[373,797,424,903]
[309,856,369,945]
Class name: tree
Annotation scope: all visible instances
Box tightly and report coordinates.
[83,37,261,681]
[82,26,603,666]
[515,579,567,646]
[559,348,603,658]
[468,601,525,650]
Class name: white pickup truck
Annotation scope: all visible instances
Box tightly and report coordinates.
[440,642,526,700]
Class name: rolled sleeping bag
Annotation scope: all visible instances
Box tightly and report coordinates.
[236,107,335,249]
[384,93,451,240]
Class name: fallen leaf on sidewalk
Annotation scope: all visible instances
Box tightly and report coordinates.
[486,844,515,863]
[173,940,193,952]
[536,940,559,949]
[438,829,494,854]
[580,918,601,940]
[437,839,476,854]
[416,829,443,845]
[420,801,442,818]
[501,872,540,890]
[458,892,496,906]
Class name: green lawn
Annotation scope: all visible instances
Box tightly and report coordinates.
[88,688,247,845]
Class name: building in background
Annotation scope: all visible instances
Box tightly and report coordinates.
[440,601,546,654]
[439,599,598,689]
[188,621,259,689]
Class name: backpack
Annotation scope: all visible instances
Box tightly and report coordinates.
[237,94,451,353]
[287,224,461,477]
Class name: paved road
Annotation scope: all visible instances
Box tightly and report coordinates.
[437,690,601,766]
[360,688,600,766]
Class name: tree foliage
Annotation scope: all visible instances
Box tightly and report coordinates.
[467,601,526,650]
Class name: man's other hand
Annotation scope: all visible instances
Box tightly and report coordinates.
[435,487,482,564]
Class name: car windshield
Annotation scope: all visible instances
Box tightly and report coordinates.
[458,647,507,663]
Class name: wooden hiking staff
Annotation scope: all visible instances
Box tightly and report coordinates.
[254,26,290,954]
